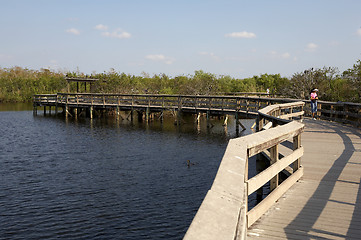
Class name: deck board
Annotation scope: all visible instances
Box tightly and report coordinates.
[248,118,361,240]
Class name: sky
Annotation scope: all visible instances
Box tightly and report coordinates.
[1,0,361,78]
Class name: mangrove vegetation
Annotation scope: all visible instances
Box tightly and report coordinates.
[0,59,360,103]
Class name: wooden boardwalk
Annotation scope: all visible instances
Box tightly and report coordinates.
[248,118,361,240]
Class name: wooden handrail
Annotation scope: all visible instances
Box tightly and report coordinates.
[33,93,361,127]
[184,101,305,240]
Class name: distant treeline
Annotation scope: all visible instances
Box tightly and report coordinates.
[0,59,360,103]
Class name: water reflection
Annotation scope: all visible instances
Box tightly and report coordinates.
[0,105,257,239]
[35,108,256,140]
[0,102,33,111]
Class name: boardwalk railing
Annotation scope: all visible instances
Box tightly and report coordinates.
[184,102,305,240]
[33,93,291,116]
[33,93,361,127]
[304,100,361,127]
[33,94,57,104]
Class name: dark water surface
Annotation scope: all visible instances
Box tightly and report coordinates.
[0,106,255,239]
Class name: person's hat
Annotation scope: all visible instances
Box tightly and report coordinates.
[313,88,318,92]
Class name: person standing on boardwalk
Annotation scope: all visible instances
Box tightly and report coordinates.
[310,88,318,120]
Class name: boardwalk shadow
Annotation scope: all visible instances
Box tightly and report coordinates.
[285,120,361,239]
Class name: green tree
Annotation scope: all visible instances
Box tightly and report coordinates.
[343,60,361,102]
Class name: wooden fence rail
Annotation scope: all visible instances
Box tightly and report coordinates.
[184,101,305,240]
[33,93,361,127]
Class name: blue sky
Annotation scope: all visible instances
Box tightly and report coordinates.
[1,0,361,78]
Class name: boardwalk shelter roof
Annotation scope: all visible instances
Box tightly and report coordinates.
[65,77,99,93]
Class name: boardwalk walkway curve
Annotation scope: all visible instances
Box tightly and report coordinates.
[184,101,305,239]
[247,119,361,240]
[33,93,361,239]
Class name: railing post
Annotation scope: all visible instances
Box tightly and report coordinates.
[343,103,348,123]
[236,97,241,113]
[131,95,134,121]
[293,134,301,172]
[65,94,69,118]
[270,144,279,191]
[317,102,321,119]
[177,96,182,125]
[246,99,249,113]
[256,115,264,132]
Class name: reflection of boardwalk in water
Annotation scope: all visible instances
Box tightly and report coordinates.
[248,119,361,240]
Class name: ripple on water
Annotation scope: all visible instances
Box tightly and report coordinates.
[0,111,255,239]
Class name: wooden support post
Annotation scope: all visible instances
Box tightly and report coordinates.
[137,111,143,122]
[223,114,229,126]
[131,96,134,122]
[317,103,321,120]
[270,144,279,191]
[195,112,201,123]
[65,105,69,118]
[116,106,120,121]
[256,153,268,203]
[146,107,150,122]
[343,103,348,123]
[257,115,264,132]
[90,106,93,119]
[74,108,78,119]
[293,134,301,172]
[235,113,239,133]
[206,111,211,128]
[289,107,293,120]
[330,105,334,121]
[43,106,46,115]
[33,104,37,116]
[237,119,246,131]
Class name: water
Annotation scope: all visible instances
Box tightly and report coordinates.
[0,105,255,239]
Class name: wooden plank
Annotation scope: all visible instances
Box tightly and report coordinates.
[247,147,304,195]
[279,111,304,119]
[247,166,303,227]
[246,121,304,157]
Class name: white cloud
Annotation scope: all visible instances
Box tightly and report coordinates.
[281,52,291,59]
[270,50,277,56]
[95,24,108,31]
[199,51,220,60]
[66,28,80,35]
[101,28,131,39]
[225,31,256,39]
[306,43,318,52]
[145,54,175,65]
[357,28,361,36]
[269,51,291,59]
